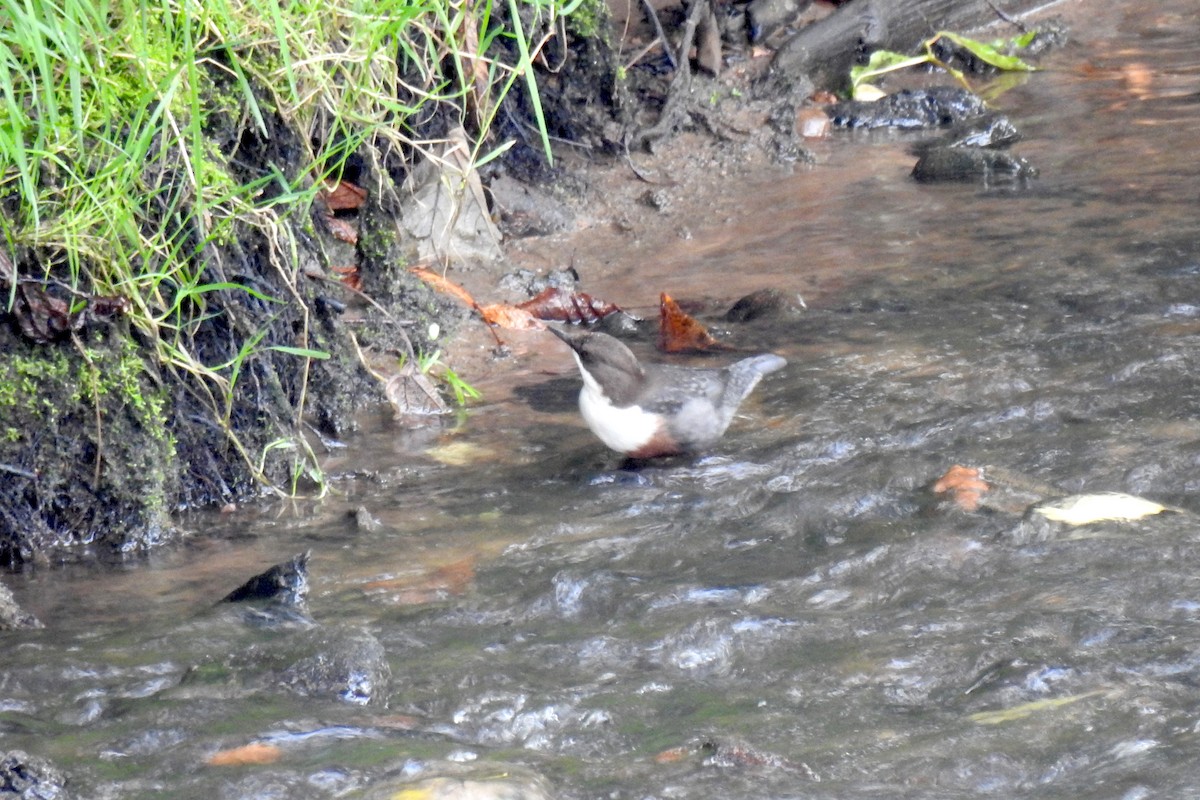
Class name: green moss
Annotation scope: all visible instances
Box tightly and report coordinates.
[564,0,610,40]
[0,330,179,555]
[70,339,171,443]
[0,336,173,478]
[0,349,78,427]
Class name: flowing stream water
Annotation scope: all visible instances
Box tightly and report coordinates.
[7,3,1200,798]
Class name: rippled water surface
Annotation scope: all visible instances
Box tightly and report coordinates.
[8,3,1200,798]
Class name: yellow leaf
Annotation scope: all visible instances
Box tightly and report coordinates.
[425,440,494,467]
[389,789,434,800]
[969,691,1108,725]
[852,83,887,102]
[1032,493,1166,526]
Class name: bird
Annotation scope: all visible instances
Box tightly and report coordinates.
[549,326,786,458]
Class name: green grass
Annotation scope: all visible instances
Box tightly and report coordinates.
[0,0,581,498]
[412,348,483,406]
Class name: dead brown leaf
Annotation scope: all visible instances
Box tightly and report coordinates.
[516,286,624,325]
[326,216,359,245]
[658,292,733,353]
[385,360,451,416]
[696,10,722,76]
[331,264,361,292]
[11,284,131,344]
[320,179,367,211]
[460,11,491,126]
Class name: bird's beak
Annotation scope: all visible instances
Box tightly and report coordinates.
[548,325,580,351]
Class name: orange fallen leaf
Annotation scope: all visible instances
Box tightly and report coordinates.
[659,293,732,353]
[932,465,990,512]
[516,286,624,325]
[653,746,691,764]
[428,556,477,595]
[320,179,367,211]
[206,742,282,766]
[1121,62,1153,98]
[479,303,545,331]
[410,267,479,309]
[374,714,422,731]
[411,269,572,330]
[365,556,477,604]
[332,264,361,292]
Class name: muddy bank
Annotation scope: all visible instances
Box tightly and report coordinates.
[0,178,458,564]
[0,0,1056,566]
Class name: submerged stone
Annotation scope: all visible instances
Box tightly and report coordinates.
[912,146,1038,184]
[221,551,311,606]
[831,87,989,129]
[920,113,1022,150]
[280,629,392,706]
[0,583,40,630]
[0,750,69,799]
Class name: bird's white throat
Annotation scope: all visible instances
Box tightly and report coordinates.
[572,353,660,453]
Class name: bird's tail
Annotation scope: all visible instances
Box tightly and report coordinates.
[724,354,787,405]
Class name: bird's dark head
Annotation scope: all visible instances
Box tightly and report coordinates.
[550,327,645,404]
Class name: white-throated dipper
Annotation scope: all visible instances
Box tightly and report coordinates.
[550,326,786,458]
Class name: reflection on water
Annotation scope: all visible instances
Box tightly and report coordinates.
[8,3,1200,798]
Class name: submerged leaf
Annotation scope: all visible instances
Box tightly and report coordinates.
[969,690,1108,725]
[424,440,495,467]
[1031,493,1166,526]
[385,361,450,417]
[206,742,282,766]
[364,556,477,604]
[932,465,990,512]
